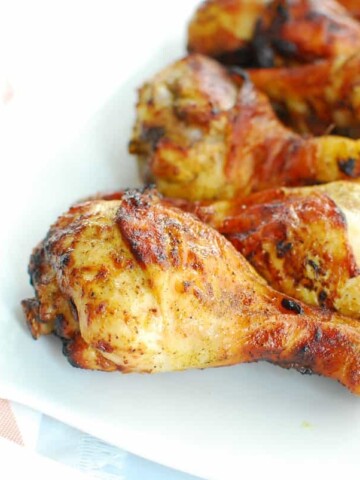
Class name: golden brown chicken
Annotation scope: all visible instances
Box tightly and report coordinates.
[22,187,360,393]
[187,0,266,66]
[249,52,360,136]
[166,181,360,319]
[129,54,360,201]
[187,0,360,135]
[129,53,238,199]
[187,0,360,67]
[252,0,360,67]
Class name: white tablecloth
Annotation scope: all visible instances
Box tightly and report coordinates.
[0,399,201,479]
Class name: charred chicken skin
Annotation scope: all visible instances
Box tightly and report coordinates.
[22,188,360,393]
[252,0,360,67]
[187,0,360,67]
[129,54,360,201]
[188,0,360,136]
[187,0,267,66]
[166,181,360,319]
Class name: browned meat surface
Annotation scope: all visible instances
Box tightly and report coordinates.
[252,0,360,67]
[22,188,360,393]
[166,182,360,319]
[249,52,360,136]
[130,54,360,200]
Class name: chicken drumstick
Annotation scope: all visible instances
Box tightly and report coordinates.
[22,188,360,394]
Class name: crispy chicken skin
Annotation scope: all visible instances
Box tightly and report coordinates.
[129,53,238,200]
[249,52,360,136]
[187,0,267,65]
[168,182,360,319]
[22,188,360,393]
[130,54,360,201]
[253,0,360,67]
[187,0,360,67]
[187,0,360,135]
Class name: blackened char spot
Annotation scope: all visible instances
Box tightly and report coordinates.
[252,33,275,68]
[54,314,65,337]
[281,298,304,315]
[299,344,310,354]
[276,241,292,258]
[141,126,165,149]
[298,366,313,375]
[272,39,298,57]
[308,259,321,275]
[60,253,71,268]
[216,45,256,68]
[276,2,290,22]
[336,207,347,226]
[28,246,46,286]
[338,158,356,177]
[318,290,327,307]
[62,340,82,369]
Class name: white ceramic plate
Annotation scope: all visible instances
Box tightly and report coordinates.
[1,2,360,479]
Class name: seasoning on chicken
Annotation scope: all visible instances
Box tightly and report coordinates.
[167,181,360,319]
[22,188,360,394]
[130,54,360,201]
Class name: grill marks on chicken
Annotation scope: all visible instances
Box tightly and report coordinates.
[21,188,360,392]
[130,54,360,201]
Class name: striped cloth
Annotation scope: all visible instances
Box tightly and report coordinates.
[0,399,24,445]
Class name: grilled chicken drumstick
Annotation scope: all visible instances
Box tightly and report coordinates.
[165,181,360,319]
[22,188,360,393]
[130,54,360,201]
[89,181,360,319]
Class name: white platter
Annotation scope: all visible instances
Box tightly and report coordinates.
[1,2,360,479]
